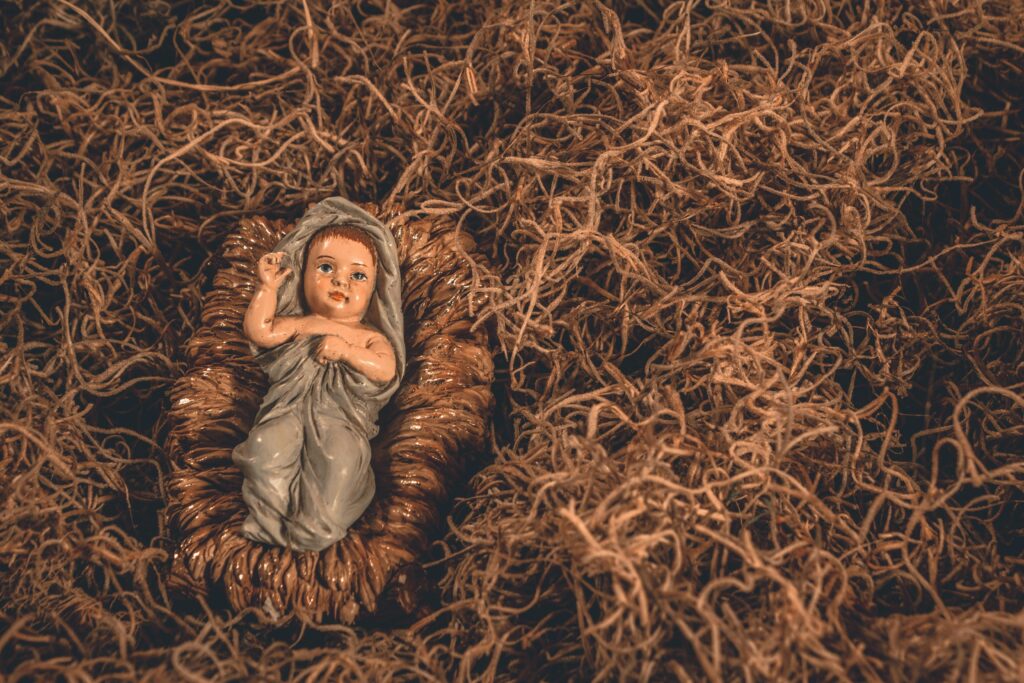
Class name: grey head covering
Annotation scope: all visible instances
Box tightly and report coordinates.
[231,196,406,552]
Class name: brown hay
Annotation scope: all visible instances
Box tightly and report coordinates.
[2,0,1024,680]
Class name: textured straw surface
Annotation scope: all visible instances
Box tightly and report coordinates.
[164,211,494,623]
[2,0,1024,680]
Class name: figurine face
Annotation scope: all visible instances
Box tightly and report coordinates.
[303,236,376,322]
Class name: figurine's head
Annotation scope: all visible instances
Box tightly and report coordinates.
[302,224,378,322]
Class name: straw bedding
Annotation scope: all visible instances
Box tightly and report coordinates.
[2,0,1023,680]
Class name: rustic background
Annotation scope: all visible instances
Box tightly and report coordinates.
[1,0,1023,680]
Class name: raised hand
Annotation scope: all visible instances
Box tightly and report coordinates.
[257,252,292,290]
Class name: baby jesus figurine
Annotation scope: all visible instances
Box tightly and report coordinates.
[231,197,405,552]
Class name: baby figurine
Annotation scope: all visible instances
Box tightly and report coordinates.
[231,198,405,552]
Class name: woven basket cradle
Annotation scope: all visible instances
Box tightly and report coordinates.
[164,206,494,623]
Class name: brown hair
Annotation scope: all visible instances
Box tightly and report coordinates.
[305,223,378,268]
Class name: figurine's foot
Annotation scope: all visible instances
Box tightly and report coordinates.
[240,515,275,545]
[282,516,348,552]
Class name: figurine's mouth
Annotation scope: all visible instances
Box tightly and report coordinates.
[328,292,348,302]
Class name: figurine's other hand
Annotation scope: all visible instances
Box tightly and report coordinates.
[316,335,352,365]
[257,252,292,290]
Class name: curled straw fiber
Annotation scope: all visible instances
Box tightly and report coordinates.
[2,0,1024,680]
[164,210,494,624]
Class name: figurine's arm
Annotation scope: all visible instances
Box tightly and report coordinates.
[244,252,299,349]
[316,333,397,384]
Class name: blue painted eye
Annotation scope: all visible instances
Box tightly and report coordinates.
[352,272,367,281]
[317,263,333,274]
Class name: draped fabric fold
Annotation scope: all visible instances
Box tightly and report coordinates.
[230,197,405,552]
